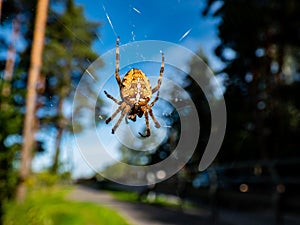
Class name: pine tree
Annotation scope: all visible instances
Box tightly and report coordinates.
[203,0,300,161]
[41,0,101,173]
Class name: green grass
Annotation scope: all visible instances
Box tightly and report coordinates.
[110,190,188,208]
[110,190,139,203]
[4,186,131,225]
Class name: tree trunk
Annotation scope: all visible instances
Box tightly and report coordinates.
[50,98,65,174]
[0,0,3,22]
[2,17,21,97]
[51,127,64,173]
[16,0,49,203]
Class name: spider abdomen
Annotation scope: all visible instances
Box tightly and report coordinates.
[121,68,152,105]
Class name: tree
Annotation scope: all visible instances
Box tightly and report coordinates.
[0,0,101,220]
[2,17,20,97]
[0,92,22,224]
[184,50,213,174]
[203,0,300,162]
[0,0,38,221]
[0,0,2,21]
[16,0,49,203]
[41,0,101,173]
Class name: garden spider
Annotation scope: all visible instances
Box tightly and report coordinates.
[104,37,164,137]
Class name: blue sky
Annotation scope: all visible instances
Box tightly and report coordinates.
[33,0,224,178]
[76,0,223,69]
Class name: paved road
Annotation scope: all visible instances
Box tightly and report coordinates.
[69,186,300,225]
[68,186,229,225]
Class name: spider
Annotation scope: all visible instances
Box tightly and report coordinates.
[104,37,164,137]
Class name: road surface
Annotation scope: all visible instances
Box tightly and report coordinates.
[68,185,228,225]
[68,186,300,225]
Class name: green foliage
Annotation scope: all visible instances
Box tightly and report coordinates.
[0,85,23,209]
[203,0,300,162]
[4,186,130,225]
[34,172,60,187]
[110,190,139,203]
[0,0,102,223]
[40,0,103,173]
[184,50,213,173]
[23,171,72,189]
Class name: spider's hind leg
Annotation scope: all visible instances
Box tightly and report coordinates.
[112,104,131,134]
[148,92,160,128]
[125,116,129,124]
[106,102,125,125]
[138,110,151,137]
[149,108,160,128]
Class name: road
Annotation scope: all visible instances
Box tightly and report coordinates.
[68,186,300,225]
[68,185,229,225]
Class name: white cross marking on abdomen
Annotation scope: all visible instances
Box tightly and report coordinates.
[135,78,141,103]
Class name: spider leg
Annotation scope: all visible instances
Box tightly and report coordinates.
[124,111,134,123]
[150,90,160,107]
[152,52,164,93]
[112,105,131,134]
[115,36,123,88]
[138,109,151,137]
[104,90,121,105]
[106,102,126,124]
[148,107,161,128]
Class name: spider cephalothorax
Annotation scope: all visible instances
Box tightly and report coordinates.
[104,37,164,137]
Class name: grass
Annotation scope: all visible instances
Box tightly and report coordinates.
[110,190,139,203]
[110,190,194,209]
[4,186,131,225]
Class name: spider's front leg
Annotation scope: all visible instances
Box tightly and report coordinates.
[104,91,121,105]
[152,52,164,93]
[115,36,123,88]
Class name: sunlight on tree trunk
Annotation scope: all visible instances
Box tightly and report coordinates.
[16,0,49,203]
